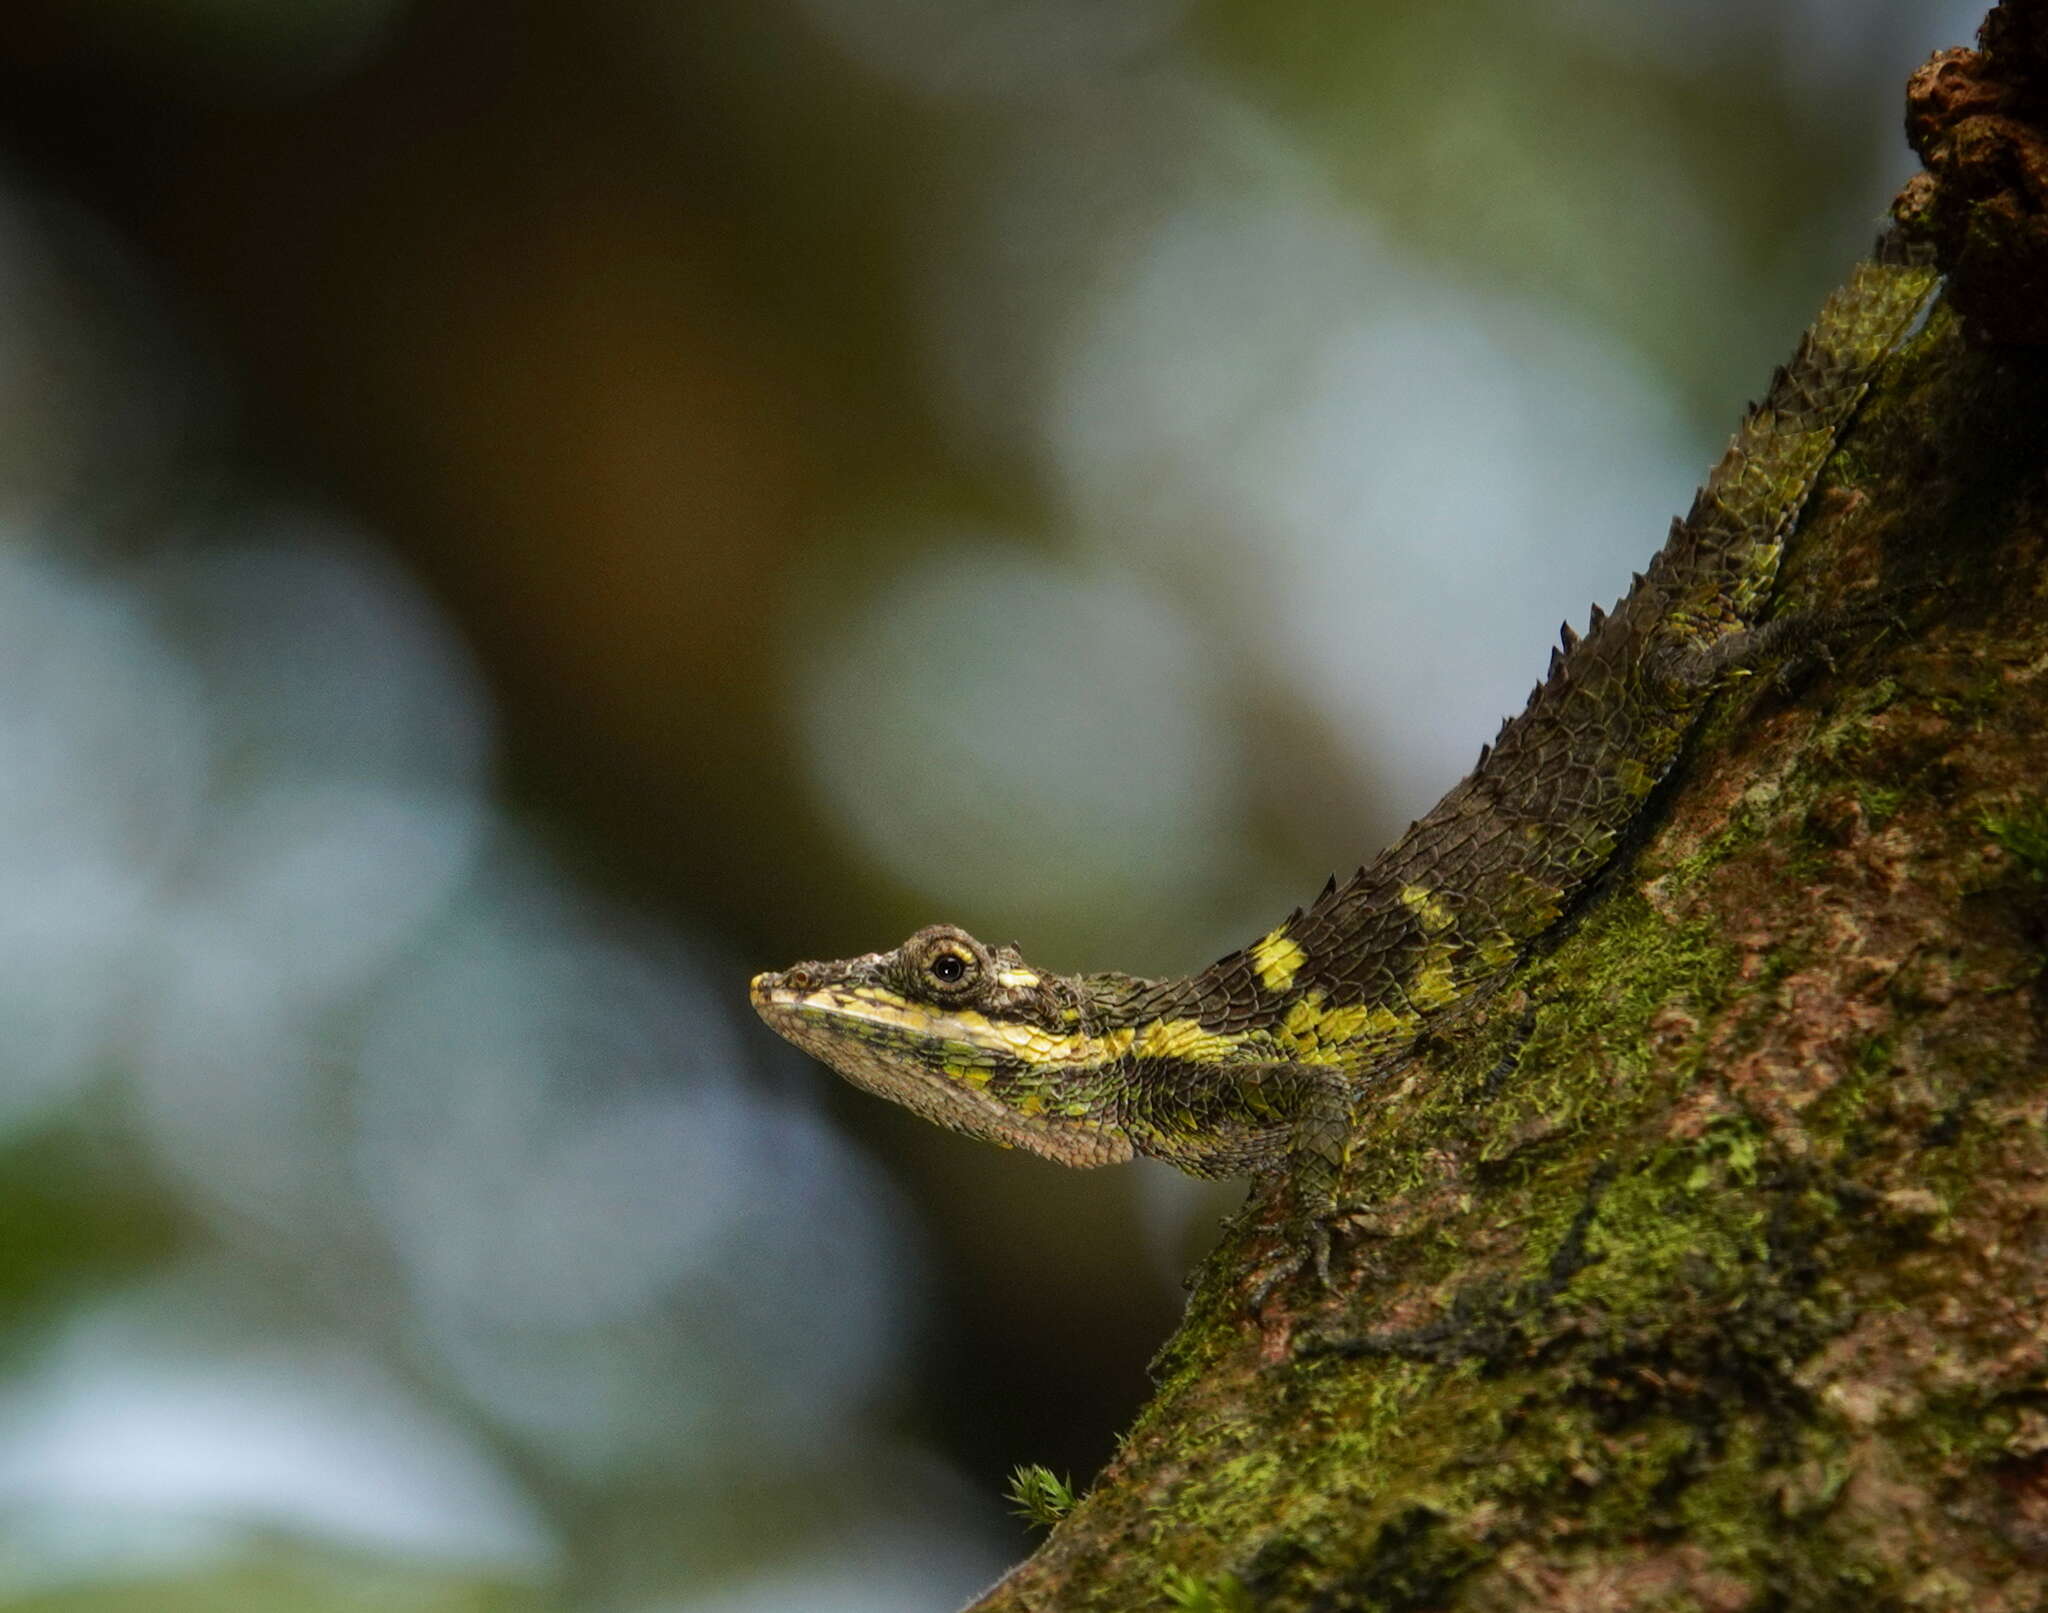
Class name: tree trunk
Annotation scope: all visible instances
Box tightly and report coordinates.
[971,8,2048,1609]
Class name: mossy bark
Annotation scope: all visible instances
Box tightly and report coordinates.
[970,27,2048,1613]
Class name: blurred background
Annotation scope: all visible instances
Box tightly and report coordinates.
[0,0,1981,1607]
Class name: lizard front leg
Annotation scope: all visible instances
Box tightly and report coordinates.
[1151,1066,1368,1310]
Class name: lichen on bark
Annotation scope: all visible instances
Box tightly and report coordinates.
[970,8,2048,1609]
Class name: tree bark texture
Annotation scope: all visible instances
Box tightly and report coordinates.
[973,7,2048,1609]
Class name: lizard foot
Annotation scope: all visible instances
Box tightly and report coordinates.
[1659,586,1910,698]
[1239,1199,1372,1314]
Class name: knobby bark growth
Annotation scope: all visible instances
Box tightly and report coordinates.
[972,6,2048,1609]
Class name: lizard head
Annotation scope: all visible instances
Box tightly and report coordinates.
[749,923,1136,1166]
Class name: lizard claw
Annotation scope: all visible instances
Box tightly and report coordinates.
[1241,1201,1366,1314]
[1768,589,1911,693]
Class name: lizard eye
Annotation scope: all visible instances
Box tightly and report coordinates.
[901,925,990,1000]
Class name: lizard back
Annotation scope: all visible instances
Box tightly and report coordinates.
[1143,252,1940,1078]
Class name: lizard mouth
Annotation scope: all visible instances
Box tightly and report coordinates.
[751,975,939,1035]
[748,973,948,1073]
[749,974,910,1042]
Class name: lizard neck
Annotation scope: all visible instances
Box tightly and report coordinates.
[1065,970,1342,1179]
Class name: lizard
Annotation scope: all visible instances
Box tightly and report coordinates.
[750,232,1939,1298]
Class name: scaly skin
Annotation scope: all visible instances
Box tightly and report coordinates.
[751,243,1940,1257]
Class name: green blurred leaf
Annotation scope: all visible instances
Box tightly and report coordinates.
[0,1121,182,1354]
[3,1536,550,1613]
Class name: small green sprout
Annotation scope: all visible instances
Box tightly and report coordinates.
[1005,1463,1077,1529]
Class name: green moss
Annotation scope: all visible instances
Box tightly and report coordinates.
[1334,891,1734,1215]
[1803,1033,1897,1141]
[1858,783,1908,825]
[1982,797,2048,882]
[1490,903,1730,1131]
[1160,1568,1255,1611]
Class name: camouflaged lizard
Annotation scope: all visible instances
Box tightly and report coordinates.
[751,239,1939,1290]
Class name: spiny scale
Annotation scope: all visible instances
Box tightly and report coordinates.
[750,245,1940,1195]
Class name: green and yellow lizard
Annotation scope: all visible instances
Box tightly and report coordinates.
[751,237,1938,1291]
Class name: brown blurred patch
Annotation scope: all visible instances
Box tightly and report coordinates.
[1902,1,2048,342]
[0,0,942,934]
